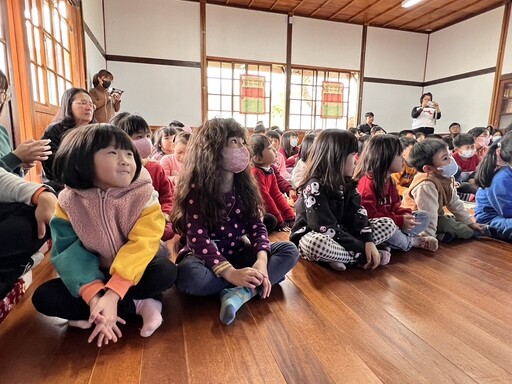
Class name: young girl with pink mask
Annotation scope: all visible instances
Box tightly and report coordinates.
[170,118,298,326]
[468,127,491,160]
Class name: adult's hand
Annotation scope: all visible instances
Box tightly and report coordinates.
[13,139,51,163]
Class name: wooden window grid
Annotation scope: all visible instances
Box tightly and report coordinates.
[24,0,74,106]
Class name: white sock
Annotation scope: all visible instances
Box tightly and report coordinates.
[410,236,439,252]
[379,250,391,265]
[134,299,163,337]
[328,261,347,271]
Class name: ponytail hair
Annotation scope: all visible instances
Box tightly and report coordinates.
[475,134,512,188]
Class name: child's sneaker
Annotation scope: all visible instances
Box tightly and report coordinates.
[411,236,438,252]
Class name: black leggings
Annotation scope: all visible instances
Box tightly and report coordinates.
[0,203,49,298]
[32,255,177,320]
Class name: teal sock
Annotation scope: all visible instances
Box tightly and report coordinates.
[219,287,255,325]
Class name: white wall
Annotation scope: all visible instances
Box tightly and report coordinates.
[426,74,494,132]
[81,0,106,87]
[365,27,427,81]
[206,5,287,62]
[502,6,512,74]
[292,17,362,70]
[425,7,503,80]
[361,83,422,132]
[106,61,201,126]
[105,0,200,61]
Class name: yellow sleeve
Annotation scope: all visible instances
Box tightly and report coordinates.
[106,195,165,298]
[391,172,406,197]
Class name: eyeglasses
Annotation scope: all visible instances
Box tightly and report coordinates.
[73,100,96,109]
[0,90,11,103]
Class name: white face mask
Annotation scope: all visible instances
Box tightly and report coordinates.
[437,156,459,178]
[460,149,476,159]
[290,138,298,147]
[477,137,490,147]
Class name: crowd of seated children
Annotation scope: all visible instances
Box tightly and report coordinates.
[249,135,295,232]
[291,133,315,188]
[266,130,290,180]
[279,131,300,168]
[474,133,512,242]
[391,137,417,198]
[354,134,438,252]
[401,138,489,242]
[290,129,396,272]
[150,126,177,161]
[112,113,175,241]
[452,133,479,200]
[160,131,191,184]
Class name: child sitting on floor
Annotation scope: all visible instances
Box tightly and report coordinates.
[249,134,295,232]
[402,139,489,242]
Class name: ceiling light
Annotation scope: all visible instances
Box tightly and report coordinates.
[402,0,423,8]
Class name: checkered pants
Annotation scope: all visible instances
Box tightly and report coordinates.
[298,218,397,264]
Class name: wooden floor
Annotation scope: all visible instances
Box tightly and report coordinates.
[1,234,512,383]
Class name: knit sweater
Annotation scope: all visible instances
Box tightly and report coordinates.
[50,168,165,303]
[357,175,412,229]
[251,166,295,224]
[453,151,479,173]
[475,166,512,230]
[145,160,173,213]
[290,177,373,255]
[402,172,473,236]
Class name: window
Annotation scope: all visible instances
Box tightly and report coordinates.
[24,0,74,106]
[207,59,286,129]
[289,68,358,130]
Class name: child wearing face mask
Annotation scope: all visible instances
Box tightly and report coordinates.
[89,69,121,123]
[391,137,417,198]
[468,127,491,161]
[170,118,298,326]
[113,113,175,241]
[160,132,191,184]
[474,135,512,242]
[402,139,489,242]
[279,131,300,168]
[452,133,479,199]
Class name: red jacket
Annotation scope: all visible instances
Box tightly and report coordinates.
[278,147,299,167]
[251,166,295,224]
[145,160,173,213]
[452,151,480,173]
[357,175,412,229]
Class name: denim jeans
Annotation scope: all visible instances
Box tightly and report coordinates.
[386,210,430,251]
[176,241,299,296]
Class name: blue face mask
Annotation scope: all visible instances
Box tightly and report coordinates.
[437,156,458,178]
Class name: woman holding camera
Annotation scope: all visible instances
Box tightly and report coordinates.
[411,92,441,135]
[89,69,122,123]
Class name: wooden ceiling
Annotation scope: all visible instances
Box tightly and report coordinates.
[206,0,508,33]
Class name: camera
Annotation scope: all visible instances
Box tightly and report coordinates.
[109,87,124,95]
[427,101,436,108]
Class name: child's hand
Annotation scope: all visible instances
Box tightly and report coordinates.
[163,213,171,223]
[221,267,263,289]
[402,214,419,231]
[89,290,121,327]
[288,189,297,201]
[252,258,271,298]
[88,317,126,347]
[277,222,291,232]
[469,222,487,232]
[364,242,381,270]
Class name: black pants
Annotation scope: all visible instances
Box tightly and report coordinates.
[32,255,177,320]
[413,127,435,135]
[0,203,49,298]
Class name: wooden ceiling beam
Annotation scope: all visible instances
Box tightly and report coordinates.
[346,0,386,23]
[397,0,473,30]
[292,0,307,13]
[328,0,359,20]
[366,1,402,24]
[310,0,333,17]
[269,0,280,11]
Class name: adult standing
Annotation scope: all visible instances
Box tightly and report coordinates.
[41,88,95,192]
[357,112,380,135]
[411,92,441,135]
[89,69,122,123]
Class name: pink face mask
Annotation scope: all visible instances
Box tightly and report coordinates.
[133,137,152,159]
[221,145,250,173]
